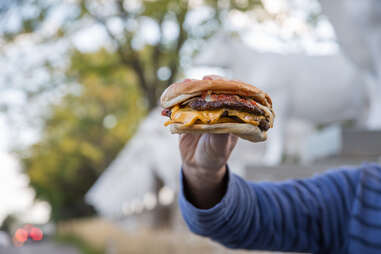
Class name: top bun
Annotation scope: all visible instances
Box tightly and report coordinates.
[160,76,272,108]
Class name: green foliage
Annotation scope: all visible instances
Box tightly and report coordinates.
[20,49,146,221]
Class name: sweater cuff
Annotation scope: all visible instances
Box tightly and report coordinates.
[178,165,240,235]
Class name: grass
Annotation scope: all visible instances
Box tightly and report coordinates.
[55,233,105,254]
[56,217,281,254]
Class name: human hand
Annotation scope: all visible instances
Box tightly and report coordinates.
[179,133,238,208]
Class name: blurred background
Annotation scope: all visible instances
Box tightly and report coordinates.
[0,0,380,253]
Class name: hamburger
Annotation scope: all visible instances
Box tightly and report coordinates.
[160,75,274,142]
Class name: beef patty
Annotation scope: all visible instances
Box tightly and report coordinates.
[187,97,264,115]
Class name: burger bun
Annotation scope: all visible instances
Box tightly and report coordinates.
[168,123,267,142]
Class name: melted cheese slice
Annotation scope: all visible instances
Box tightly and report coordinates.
[164,106,265,127]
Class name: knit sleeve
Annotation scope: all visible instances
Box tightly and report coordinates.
[179,166,361,253]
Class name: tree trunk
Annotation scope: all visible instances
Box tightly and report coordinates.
[145,88,158,111]
[152,171,172,229]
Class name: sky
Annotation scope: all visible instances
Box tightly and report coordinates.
[0,118,51,226]
[0,111,51,224]
[0,152,32,223]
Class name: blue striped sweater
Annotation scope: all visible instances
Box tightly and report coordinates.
[179,163,381,253]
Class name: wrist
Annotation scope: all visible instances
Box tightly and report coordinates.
[182,164,228,209]
[183,163,226,185]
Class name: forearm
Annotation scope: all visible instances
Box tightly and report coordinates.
[180,170,311,251]
[182,164,228,209]
[179,169,262,248]
[180,167,360,252]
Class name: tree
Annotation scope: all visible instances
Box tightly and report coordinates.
[1,0,263,110]
[0,214,17,234]
[20,49,146,220]
[3,0,264,221]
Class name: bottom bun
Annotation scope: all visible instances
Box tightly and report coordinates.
[168,123,267,143]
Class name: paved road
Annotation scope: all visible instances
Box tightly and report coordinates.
[0,243,79,254]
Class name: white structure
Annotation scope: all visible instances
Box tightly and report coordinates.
[194,33,369,165]
[86,108,179,218]
[319,0,381,77]
[319,0,381,129]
